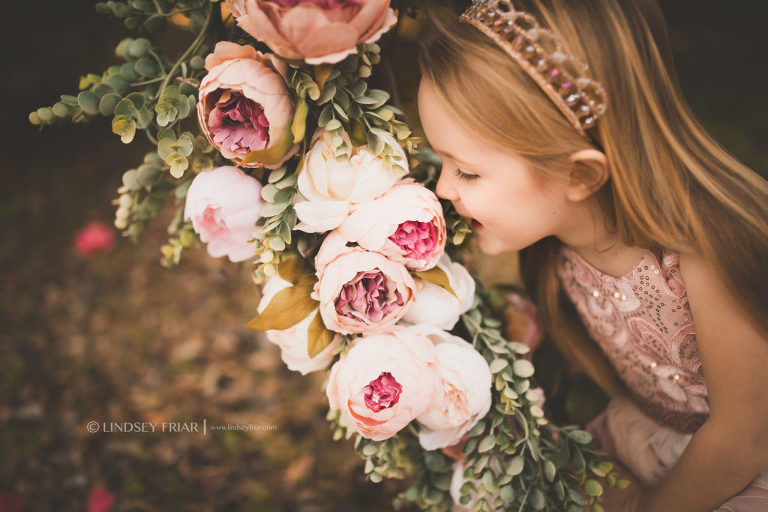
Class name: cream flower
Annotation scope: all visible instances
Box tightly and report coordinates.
[401,254,476,330]
[257,274,341,374]
[411,325,492,451]
[294,128,405,233]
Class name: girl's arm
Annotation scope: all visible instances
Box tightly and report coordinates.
[632,252,768,512]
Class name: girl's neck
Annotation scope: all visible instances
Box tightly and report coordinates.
[555,197,647,279]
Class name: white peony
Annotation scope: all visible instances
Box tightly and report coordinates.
[402,254,476,330]
[412,325,492,450]
[257,274,341,375]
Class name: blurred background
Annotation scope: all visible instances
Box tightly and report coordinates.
[1,1,766,511]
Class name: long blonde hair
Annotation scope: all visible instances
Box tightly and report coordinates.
[418,0,768,395]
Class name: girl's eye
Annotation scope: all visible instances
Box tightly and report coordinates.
[454,168,479,181]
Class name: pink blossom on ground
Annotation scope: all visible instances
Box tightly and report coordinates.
[74,221,116,256]
[86,486,115,512]
[0,491,23,512]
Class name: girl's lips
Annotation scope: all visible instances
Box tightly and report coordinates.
[471,219,483,230]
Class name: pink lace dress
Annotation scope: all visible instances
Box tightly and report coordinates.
[556,245,768,510]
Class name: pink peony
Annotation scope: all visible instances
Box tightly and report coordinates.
[257,274,342,374]
[334,179,446,270]
[198,42,298,168]
[411,326,492,450]
[313,233,415,334]
[74,221,116,255]
[227,0,398,65]
[325,327,439,440]
[184,166,263,262]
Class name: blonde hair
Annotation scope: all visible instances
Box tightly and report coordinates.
[418,0,768,395]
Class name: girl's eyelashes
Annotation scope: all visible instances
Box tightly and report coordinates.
[454,168,479,182]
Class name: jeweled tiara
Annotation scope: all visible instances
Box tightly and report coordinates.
[459,0,608,136]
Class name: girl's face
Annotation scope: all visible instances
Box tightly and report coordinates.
[417,79,572,255]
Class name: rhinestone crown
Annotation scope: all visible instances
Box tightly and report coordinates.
[459,0,608,136]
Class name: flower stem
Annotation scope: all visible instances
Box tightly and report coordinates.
[155,2,212,101]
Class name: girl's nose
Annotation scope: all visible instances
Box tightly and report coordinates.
[435,169,459,202]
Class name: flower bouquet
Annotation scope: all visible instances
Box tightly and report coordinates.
[30,1,625,510]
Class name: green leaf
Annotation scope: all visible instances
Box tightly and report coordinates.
[112,115,136,143]
[499,485,515,503]
[259,201,289,218]
[169,157,188,178]
[512,359,535,378]
[99,93,121,116]
[241,123,294,167]
[507,455,524,476]
[584,479,603,497]
[77,91,100,115]
[114,98,139,117]
[291,95,308,143]
[568,430,593,445]
[489,358,509,374]
[477,435,495,453]
[412,266,456,297]
[544,460,556,482]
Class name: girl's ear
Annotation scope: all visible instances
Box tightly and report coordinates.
[564,149,610,202]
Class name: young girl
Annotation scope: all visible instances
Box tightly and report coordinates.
[416,0,768,510]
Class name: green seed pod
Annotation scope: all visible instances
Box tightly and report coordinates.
[127,38,151,59]
[95,2,111,15]
[130,0,154,13]
[52,102,71,118]
[189,56,205,70]
[124,14,142,30]
[28,111,41,125]
[36,107,54,122]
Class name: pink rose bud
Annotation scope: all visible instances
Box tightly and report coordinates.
[74,221,116,255]
[198,42,298,168]
[227,0,398,65]
[184,166,263,262]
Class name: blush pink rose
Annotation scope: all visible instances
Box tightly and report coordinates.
[257,274,342,374]
[198,42,298,168]
[325,327,439,440]
[313,232,416,334]
[74,221,116,255]
[410,325,492,450]
[334,179,446,270]
[228,0,398,65]
[184,166,263,262]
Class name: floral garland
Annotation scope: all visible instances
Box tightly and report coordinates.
[30,1,626,510]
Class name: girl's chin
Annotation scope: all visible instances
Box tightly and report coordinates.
[476,230,510,256]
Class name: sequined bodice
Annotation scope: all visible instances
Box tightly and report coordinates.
[556,246,709,433]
